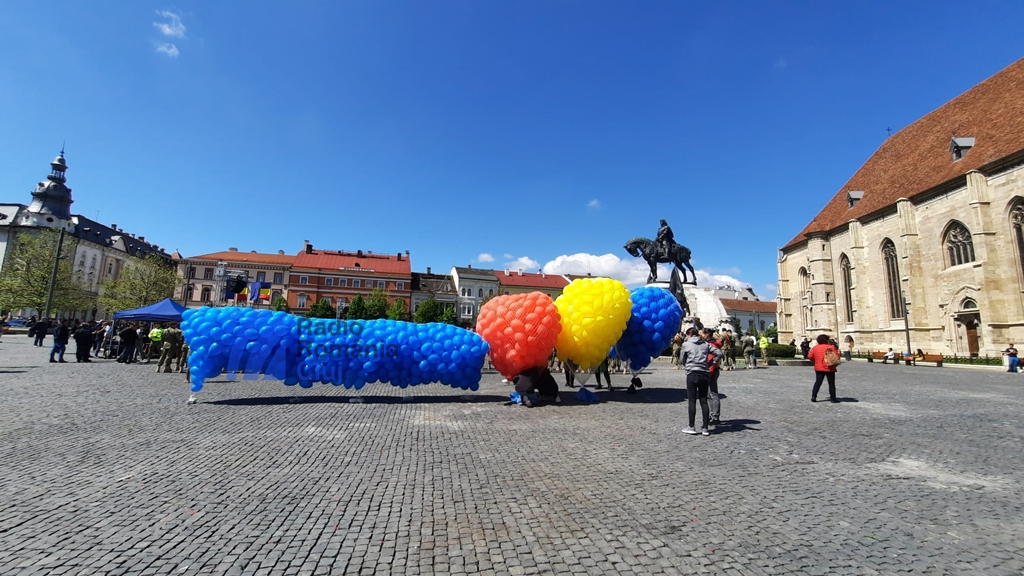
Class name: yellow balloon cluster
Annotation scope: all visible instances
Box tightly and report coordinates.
[554,277,632,370]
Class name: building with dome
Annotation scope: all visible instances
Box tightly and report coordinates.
[777,58,1024,357]
[0,151,169,319]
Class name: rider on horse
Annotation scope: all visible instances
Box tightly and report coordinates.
[656,219,674,260]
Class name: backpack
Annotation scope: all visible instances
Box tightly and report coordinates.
[824,346,841,367]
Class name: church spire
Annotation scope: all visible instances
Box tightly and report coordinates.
[27,148,74,220]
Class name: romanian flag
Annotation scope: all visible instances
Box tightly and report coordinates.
[249,282,271,302]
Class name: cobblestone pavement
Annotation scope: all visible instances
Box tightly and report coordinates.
[2,335,1023,575]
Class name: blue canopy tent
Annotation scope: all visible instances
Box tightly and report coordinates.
[112,298,186,322]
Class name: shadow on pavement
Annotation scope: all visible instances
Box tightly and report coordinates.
[569,387,686,404]
[0,369,28,374]
[205,394,510,406]
[834,397,859,403]
[712,418,761,432]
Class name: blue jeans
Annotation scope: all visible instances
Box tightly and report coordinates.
[50,342,66,361]
[1009,357,1019,372]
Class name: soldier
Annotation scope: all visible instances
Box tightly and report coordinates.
[178,342,191,383]
[145,324,164,363]
[656,219,674,260]
[158,323,183,373]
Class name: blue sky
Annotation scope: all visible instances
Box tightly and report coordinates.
[2,2,1023,298]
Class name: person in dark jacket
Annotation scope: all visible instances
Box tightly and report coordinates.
[49,320,70,363]
[679,327,723,436]
[118,324,139,363]
[32,318,50,347]
[807,334,840,403]
[73,323,95,363]
[513,366,560,407]
[800,338,811,359]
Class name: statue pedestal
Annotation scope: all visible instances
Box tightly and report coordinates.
[645,282,672,291]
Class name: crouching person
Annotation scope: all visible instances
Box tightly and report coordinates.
[513,365,561,407]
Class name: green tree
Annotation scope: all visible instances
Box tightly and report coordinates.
[0,228,94,315]
[270,296,290,312]
[365,288,390,319]
[764,323,778,340]
[413,297,444,323]
[305,298,336,318]
[97,252,180,314]
[386,297,408,321]
[440,306,457,325]
[730,318,742,336]
[347,295,367,320]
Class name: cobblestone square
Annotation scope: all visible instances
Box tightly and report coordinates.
[2,336,1023,575]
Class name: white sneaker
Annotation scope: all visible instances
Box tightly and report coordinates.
[701,428,710,436]
[682,427,698,435]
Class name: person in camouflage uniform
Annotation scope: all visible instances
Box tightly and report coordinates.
[178,343,191,383]
[157,323,183,373]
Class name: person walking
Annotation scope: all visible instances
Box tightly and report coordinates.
[1004,344,1019,373]
[73,322,94,363]
[701,328,724,426]
[742,333,756,369]
[720,330,735,371]
[671,332,683,370]
[679,327,723,436]
[758,334,770,364]
[118,323,139,364]
[594,356,612,389]
[158,324,183,373]
[49,320,70,363]
[32,318,50,347]
[807,334,840,403]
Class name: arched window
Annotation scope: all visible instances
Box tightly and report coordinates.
[478,288,483,298]
[1011,203,1024,281]
[798,267,809,293]
[961,298,978,311]
[944,221,975,267]
[271,290,281,302]
[882,239,904,319]
[839,254,854,323]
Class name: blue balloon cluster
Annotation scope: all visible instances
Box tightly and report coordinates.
[616,287,684,372]
[181,307,490,394]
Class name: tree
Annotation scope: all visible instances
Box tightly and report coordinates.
[305,298,336,318]
[0,228,94,316]
[730,318,742,336]
[270,296,290,312]
[386,297,408,321]
[365,288,390,319]
[440,306,457,325]
[347,295,367,320]
[764,323,778,340]
[414,297,444,323]
[98,252,180,314]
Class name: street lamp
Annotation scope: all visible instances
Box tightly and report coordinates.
[902,290,912,361]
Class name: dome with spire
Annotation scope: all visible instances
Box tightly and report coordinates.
[27,149,73,220]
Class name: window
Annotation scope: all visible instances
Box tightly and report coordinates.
[882,239,904,319]
[747,319,754,329]
[377,280,385,289]
[353,279,361,288]
[299,276,308,285]
[944,222,975,267]
[321,297,332,305]
[478,288,483,298]
[760,320,766,331]
[187,266,196,279]
[273,272,283,284]
[840,255,854,323]
[339,279,347,287]
[396,282,404,290]
[200,286,211,301]
[798,267,809,294]
[1013,203,1024,283]
[186,285,195,300]
[271,290,281,302]
[326,278,334,286]
[203,268,213,280]
[297,294,308,308]
[256,271,266,282]
[488,289,494,297]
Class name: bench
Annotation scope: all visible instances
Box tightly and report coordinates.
[867,351,900,364]
[908,354,944,367]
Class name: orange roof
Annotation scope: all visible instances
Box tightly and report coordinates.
[496,271,569,289]
[189,250,296,265]
[720,299,777,314]
[293,249,412,276]
[785,57,1024,250]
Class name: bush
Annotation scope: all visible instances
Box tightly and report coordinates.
[765,343,797,358]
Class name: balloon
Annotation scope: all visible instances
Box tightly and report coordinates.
[554,278,631,370]
[476,292,561,379]
[616,287,684,373]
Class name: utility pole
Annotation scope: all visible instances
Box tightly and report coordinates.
[902,291,912,361]
[43,226,67,320]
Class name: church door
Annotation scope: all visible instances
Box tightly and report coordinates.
[962,315,981,357]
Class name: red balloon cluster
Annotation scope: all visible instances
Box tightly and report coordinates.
[476,292,562,379]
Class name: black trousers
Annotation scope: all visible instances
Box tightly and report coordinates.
[686,372,710,428]
[812,371,836,400]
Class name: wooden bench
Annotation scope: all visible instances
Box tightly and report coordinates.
[908,354,944,367]
[867,351,900,364]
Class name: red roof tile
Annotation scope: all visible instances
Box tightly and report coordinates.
[785,57,1024,250]
[189,250,296,265]
[496,271,570,289]
[720,299,777,314]
[293,249,412,276]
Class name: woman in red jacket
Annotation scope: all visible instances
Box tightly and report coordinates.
[807,333,839,403]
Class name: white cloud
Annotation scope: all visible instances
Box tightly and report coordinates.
[503,253,513,259]
[587,199,601,209]
[154,11,186,38]
[504,256,540,271]
[541,252,752,289]
[477,253,495,263]
[155,43,179,57]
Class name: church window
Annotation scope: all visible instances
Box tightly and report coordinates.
[943,222,975,267]
[882,239,904,319]
[1013,203,1024,284]
[839,254,854,323]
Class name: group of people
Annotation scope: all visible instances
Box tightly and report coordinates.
[27,317,113,363]
[673,328,769,371]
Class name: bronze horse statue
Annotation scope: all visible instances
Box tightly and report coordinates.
[624,237,696,285]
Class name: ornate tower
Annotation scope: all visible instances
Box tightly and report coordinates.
[27,149,73,220]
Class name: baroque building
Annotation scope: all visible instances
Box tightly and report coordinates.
[0,151,168,318]
[778,58,1024,357]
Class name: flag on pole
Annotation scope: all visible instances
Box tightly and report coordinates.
[249,282,271,302]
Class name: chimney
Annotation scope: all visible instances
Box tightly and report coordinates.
[117,227,123,232]
[467,264,472,269]
[138,236,145,242]
[306,243,314,254]
[229,247,238,252]
[541,271,545,278]
[397,252,402,261]
[278,250,285,255]
[518,269,522,276]
[356,249,363,258]
[111,223,117,230]
[504,269,510,275]
[251,250,257,253]
[426,267,432,274]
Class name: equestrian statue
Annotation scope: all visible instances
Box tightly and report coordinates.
[623,219,696,285]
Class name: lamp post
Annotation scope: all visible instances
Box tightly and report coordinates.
[43,226,67,320]
[902,290,912,360]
